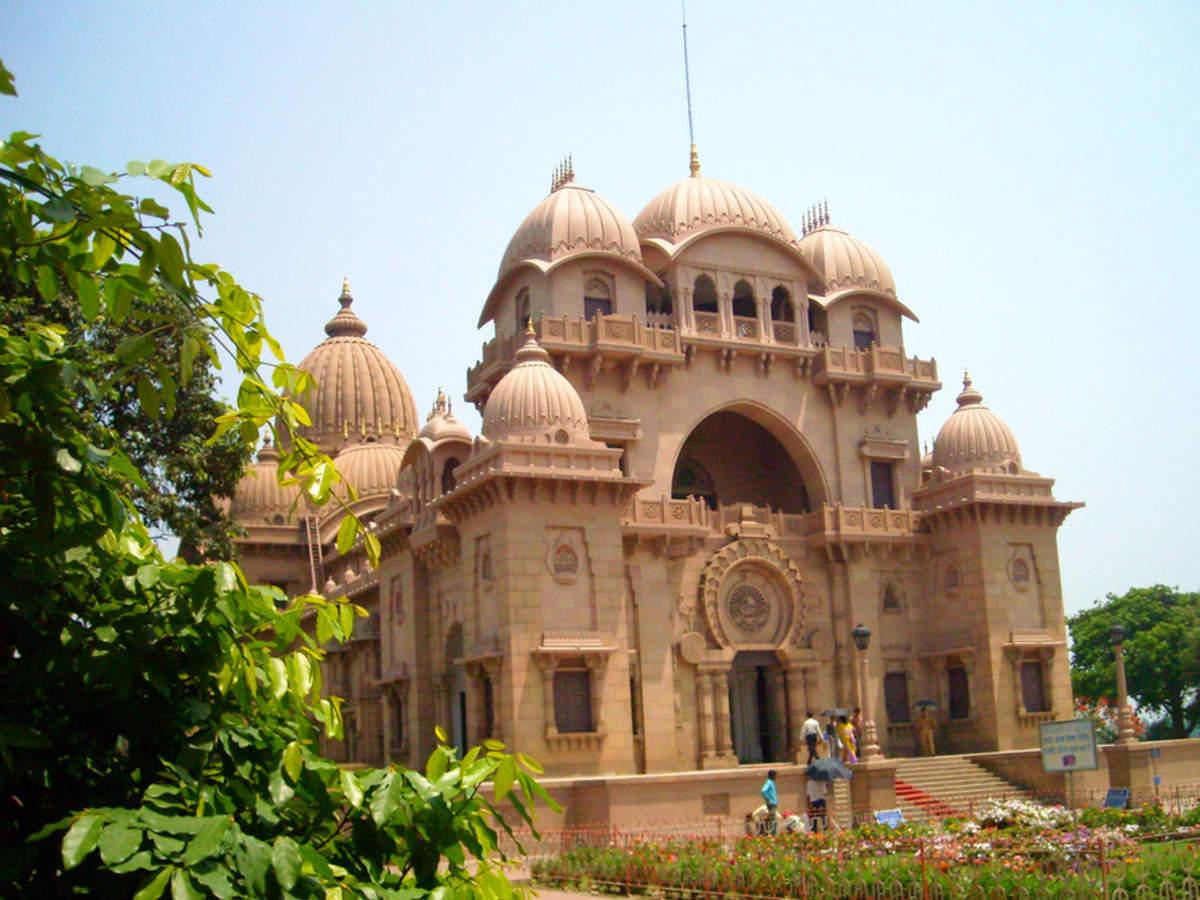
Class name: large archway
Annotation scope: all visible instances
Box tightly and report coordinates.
[728,650,788,763]
[671,407,826,512]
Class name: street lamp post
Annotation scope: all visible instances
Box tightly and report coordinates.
[851,623,883,761]
[1110,625,1136,745]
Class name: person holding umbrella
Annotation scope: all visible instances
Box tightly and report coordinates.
[805,756,852,832]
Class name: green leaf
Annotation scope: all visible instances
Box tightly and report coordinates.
[0,59,15,95]
[36,264,57,301]
[334,514,356,557]
[62,813,104,869]
[180,335,199,385]
[136,374,160,420]
[158,232,185,286]
[127,160,147,176]
[338,602,355,640]
[92,231,117,269]
[170,868,203,900]
[180,816,229,865]
[80,165,114,186]
[132,868,172,900]
[493,755,516,802]
[76,274,100,321]
[56,448,82,473]
[147,159,171,178]
[41,196,76,223]
[116,333,156,364]
[271,836,302,891]
[282,740,303,782]
[516,752,544,774]
[340,768,363,808]
[269,767,295,806]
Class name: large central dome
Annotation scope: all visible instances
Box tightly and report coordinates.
[634,158,797,251]
[293,284,419,455]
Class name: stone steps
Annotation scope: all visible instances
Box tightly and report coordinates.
[891,755,1039,821]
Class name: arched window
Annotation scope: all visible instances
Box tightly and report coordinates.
[692,274,718,313]
[732,279,756,318]
[645,282,673,316]
[441,457,459,494]
[583,276,612,319]
[808,303,828,344]
[852,310,876,350]
[514,287,530,332]
[770,285,793,322]
[671,455,718,510]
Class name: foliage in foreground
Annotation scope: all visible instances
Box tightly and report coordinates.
[0,60,556,897]
[532,802,1200,899]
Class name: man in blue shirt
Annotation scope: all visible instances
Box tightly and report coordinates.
[761,769,778,834]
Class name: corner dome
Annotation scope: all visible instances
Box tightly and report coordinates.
[332,441,406,501]
[634,166,797,251]
[481,329,592,443]
[418,389,472,445]
[497,178,643,283]
[931,374,1022,476]
[230,439,296,524]
[293,283,419,455]
[798,221,894,298]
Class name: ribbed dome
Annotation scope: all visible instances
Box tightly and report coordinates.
[230,439,296,524]
[482,330,591,443]
[332,441,406,500]
[931,375,1022,476]
[497,180,643,282]
[293,283,419,455]
[418,389,472,445]
[798,223,896,300]
[634,171,796,248]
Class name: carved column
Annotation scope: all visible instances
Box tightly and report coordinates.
[714,670,734,757]
[586,653,608,735]
[536,656,558,736]
[785,666,808,757]
[697,670,715,757]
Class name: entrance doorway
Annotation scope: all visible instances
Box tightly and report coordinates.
[728,651,786,763]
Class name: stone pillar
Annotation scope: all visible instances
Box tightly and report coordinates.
[850,758,901,825]
[697,670,715,758]
[537,656,558,737]
[586,653,607,735]
[1104,744,1157,807]
[714,670,734,757]
[785,666,807,759]
[771,669,789,760]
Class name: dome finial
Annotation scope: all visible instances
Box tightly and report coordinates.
[341,276,351,302]
[689,144,701,177]
[325,281,368,338]
[956,369,983,407]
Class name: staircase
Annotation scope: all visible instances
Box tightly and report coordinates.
[892,755,1038,822]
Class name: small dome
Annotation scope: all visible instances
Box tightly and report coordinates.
[482,329,591,443]
[293,283,419,455]
[634,166,797,249]
[230,438,296,524]
[332,441,406,500]
[418,389,472,445]
[931,374,1022,476]
[497,178,643,283]
[798,222,896,301]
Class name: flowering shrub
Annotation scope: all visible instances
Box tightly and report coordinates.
[975,797,1074,829]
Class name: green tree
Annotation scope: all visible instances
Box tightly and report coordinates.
[1068,585,1200,740]
[0,61,554,896]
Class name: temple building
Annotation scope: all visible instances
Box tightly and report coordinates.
[230,155,1082,775]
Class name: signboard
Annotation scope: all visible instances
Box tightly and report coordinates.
[875,809,905,829]
[1103,788,1130,809]
[1039,719,1099,772]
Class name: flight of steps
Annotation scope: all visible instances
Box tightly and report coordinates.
[892,755,1039,822]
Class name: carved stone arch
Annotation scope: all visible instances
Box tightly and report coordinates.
[699,538,805,651]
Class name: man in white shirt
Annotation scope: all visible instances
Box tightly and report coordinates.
[805,778,828,833]
[800,711,823,763]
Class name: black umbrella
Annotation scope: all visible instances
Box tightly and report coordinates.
[821,707,849,718]
[912,700,938,710]
[806,757,853,781]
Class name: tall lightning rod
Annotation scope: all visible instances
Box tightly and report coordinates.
[681,0,699,175]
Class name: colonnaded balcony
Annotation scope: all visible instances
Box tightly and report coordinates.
[465,313,939,416]
[621,496,924,558]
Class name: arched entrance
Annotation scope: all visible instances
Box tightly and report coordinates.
[729,650,787,763]
[671,408,825,512]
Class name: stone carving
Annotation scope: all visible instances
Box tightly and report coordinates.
[726,582,770,634]
[678,631,707,665]
[699,538,805,649]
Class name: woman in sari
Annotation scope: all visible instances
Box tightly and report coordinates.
[836,714,858,764]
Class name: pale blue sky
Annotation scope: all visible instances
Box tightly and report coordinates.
[4,1,1198,617]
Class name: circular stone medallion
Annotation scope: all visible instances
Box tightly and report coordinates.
[726,582,770,634]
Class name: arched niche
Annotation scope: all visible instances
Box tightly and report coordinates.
[670,404,828,513]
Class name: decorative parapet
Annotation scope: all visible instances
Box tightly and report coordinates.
[621,495,712,556]
[913,472,1084,529]
[802,503,923,555]
[465,314,685,407]
[812,345,940,414]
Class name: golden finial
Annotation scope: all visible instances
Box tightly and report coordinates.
[689,144,701,177]
[963,369,972,390]
[525,318,537,338]
[341,276,351,296]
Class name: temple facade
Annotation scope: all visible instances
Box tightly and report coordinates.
[231,156,1082,775]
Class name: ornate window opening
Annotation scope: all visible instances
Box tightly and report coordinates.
[671,456,718,510]
[514,287,531,332]
[770,285,793,322]
[947,663,970,719]
[583,275,613,319]
[1020,659,1048,713]
[881,581,902,612]
[852,310,876,350]
[870,460,896,509]
[884,671,911,722]
[732,279,756,319]
[553,667,593,733]
[692,274,718,313]
[441,457,459,494]
[645,282,673,316]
